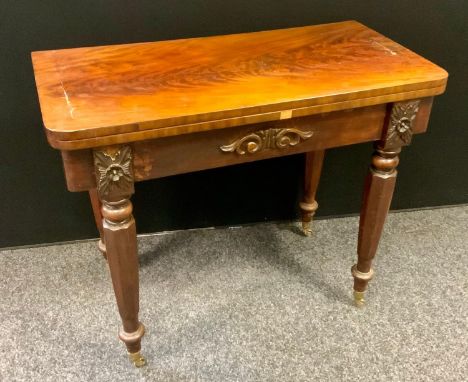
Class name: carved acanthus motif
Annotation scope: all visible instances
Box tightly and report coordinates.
[386,100,420,146]
[220,128,314,155]
[94,146,134,199]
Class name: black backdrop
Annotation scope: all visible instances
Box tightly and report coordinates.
[1,1,467,248]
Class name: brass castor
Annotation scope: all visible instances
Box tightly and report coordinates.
[353,290,366,307]
[128,351,146,367]
[302,221,312,237]
[299,200,318,237]
[351,265,374,307]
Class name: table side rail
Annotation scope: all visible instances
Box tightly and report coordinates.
[60,99,433,192]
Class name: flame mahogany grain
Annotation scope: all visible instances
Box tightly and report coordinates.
[31,21,446,149]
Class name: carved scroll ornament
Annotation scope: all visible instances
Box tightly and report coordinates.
[94,146,134,199]
[220,128,314,155]
[387,100,420,146]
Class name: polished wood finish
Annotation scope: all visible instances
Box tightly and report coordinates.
[93,146,145,366]
[300,150,325,236]
[59,97,433,192]
[352,144,399,306]
[31,21,447,365]
[46,86,442,150]
[31,21,446,150]
[89,188,106,258]
[60,104,386,191]
[351,99,422,306]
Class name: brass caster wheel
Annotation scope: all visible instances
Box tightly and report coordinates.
[302,221,312,237]
[128,351,146,367]
[353,290,366,307]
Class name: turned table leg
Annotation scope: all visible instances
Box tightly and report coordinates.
[352,144,399,306]
[89,188,107,259]
[299,150,325,236]
[93,146,146,367]
[352,100,420,306]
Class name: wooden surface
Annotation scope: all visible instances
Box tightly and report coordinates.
[59,98,433,192]
[353,143,399,298]
[60,104,385,191]
[300,150,325,235]
[351,98,424,303]
[31,20,447,149]
[94,146,145,360]
[88,189,106,258]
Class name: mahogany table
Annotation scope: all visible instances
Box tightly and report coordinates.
[31,21,448,366]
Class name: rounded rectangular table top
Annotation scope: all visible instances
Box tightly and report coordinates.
[31,20,447,149]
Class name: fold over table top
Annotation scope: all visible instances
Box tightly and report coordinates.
[31,20,447,150]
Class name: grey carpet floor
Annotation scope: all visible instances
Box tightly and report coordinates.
[1,206,467,382]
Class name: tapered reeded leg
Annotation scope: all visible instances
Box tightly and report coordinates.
[94,146,146,367]
[352,144,399,306]
[89,188,107,259]
[299,150,325,236]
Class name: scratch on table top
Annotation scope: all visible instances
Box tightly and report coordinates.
[52,50,75,119]
[60,79,75,119]
[371,40,397,56]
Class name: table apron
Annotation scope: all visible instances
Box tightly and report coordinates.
[60,99,433,192]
